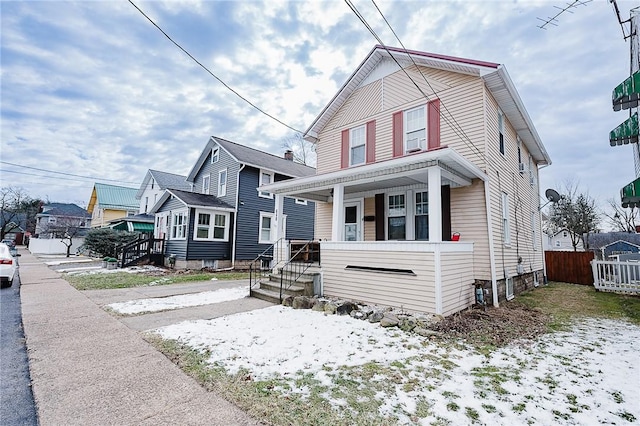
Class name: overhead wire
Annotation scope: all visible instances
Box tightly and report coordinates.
[369,0,485,162]
[344,0,485,164]
[127,0,304,134]
[0,161,140,185]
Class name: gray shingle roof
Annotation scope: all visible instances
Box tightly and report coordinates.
[168,189,234,210]
[40,203,90,218]
[149,170,190,191]
[585,232,640,249]
[213,137,315,178]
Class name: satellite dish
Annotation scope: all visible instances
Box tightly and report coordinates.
[545,188,561,203]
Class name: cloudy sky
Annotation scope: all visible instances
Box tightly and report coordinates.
[1,0,638,217]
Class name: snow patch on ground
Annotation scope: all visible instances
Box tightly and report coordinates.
[107,286,248,315]
[153,307,640,425]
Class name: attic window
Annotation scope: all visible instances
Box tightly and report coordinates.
[212,148,219,164]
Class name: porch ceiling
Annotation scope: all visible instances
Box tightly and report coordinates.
[260,146,487,203]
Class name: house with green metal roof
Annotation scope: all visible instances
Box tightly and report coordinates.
[87,183,139,228]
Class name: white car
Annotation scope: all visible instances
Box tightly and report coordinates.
[0,243,17,288]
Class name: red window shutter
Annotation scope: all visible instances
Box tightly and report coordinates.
[392,111,403,157]
[366,120,376,164]
[428,99,441,150]
[341,129,349,169]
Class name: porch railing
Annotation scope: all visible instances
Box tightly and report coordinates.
[591,259,640,294]
[278,240,320,302]
[118,235,165,268]
[249,237,286,294]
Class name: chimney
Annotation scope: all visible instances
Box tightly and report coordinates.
[284,150,294,161]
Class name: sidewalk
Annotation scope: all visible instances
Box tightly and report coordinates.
[18,249,261,426]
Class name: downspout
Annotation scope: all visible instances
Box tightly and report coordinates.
[231,164,245,268]
[538,163,549,283]
[483,174,499,307]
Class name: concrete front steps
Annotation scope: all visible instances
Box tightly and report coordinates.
[250,265,320,304]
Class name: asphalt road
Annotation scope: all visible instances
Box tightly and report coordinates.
[1,265,39,426]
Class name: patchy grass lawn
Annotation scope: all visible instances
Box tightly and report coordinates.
[146,282,640,425]
[66,270,249,290]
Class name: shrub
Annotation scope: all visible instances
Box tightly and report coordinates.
[80,228,139,258]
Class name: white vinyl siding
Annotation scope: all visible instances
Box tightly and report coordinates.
[502,192,510,244]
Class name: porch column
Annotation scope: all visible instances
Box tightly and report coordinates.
[428,167,442,242]
[274,194,285,240]
[331,184,345,241]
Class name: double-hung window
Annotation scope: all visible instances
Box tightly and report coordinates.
[259,212,275,243]
[501,192,510,244]
[211,147,219,163]
[259,170,274,199]
[350,125,365,166]
[194,209,229,241]
[202,175,210,194]
[498,109,505,155]
[388,193,406,240]
[171,211,187,240]
[415,191,429,240]
[405,105,426,153]
[218,169,227,197]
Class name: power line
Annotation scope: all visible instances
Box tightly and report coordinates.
[127,0,304,134]
[344,0,485,163]
[0,161,140,185]
[369,0,485,162]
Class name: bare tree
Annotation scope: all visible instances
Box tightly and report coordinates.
[0,187,41,239]
[38,215,87,257]
[603,197,638,232]
[547,181,600,251]
[281,133,317,166]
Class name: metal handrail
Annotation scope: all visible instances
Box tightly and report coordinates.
[249,237,286,293]
[278,240,319,302]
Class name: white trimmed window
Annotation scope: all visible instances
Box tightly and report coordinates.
[388,193,406,240]
[202,175,210,194]
[405,105,426,153]
[48,216,57,224]
[218,169,227,197]
[259,170,274,199]
[259,212,275,243]
[171,211,187,240]
[194,209,229,241]
[211,147,219,163]
[295,198,307,205]
[502,192,510,244]
[506,275,514,300]
[350,125,365,166]
[498,109,505,155]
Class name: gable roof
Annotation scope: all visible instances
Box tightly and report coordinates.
[150,189,235,214]
[87,183,138,214]
[586,232,640,249]
[136,169,191,199]
[186,136,316,182]
[39,203,90,218]
[304,45,550,166]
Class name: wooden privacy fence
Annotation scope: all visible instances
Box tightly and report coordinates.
[544,251,594,285]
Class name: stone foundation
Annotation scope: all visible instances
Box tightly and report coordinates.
[475,269,544,306]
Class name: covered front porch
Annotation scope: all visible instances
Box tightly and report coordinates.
[260,147,489,315]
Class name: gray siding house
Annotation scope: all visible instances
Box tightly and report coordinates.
[152,136,316,269]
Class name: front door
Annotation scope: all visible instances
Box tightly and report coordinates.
[344,201,362,241]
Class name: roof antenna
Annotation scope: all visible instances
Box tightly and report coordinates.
[537,0,592,30]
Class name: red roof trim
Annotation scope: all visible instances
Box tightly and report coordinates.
[375,45,500,69]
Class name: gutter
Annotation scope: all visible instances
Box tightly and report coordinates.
[231,164,245,268]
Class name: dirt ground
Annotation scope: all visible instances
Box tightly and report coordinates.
[429,301,551,347]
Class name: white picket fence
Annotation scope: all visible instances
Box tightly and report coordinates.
[591,260,640,294]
